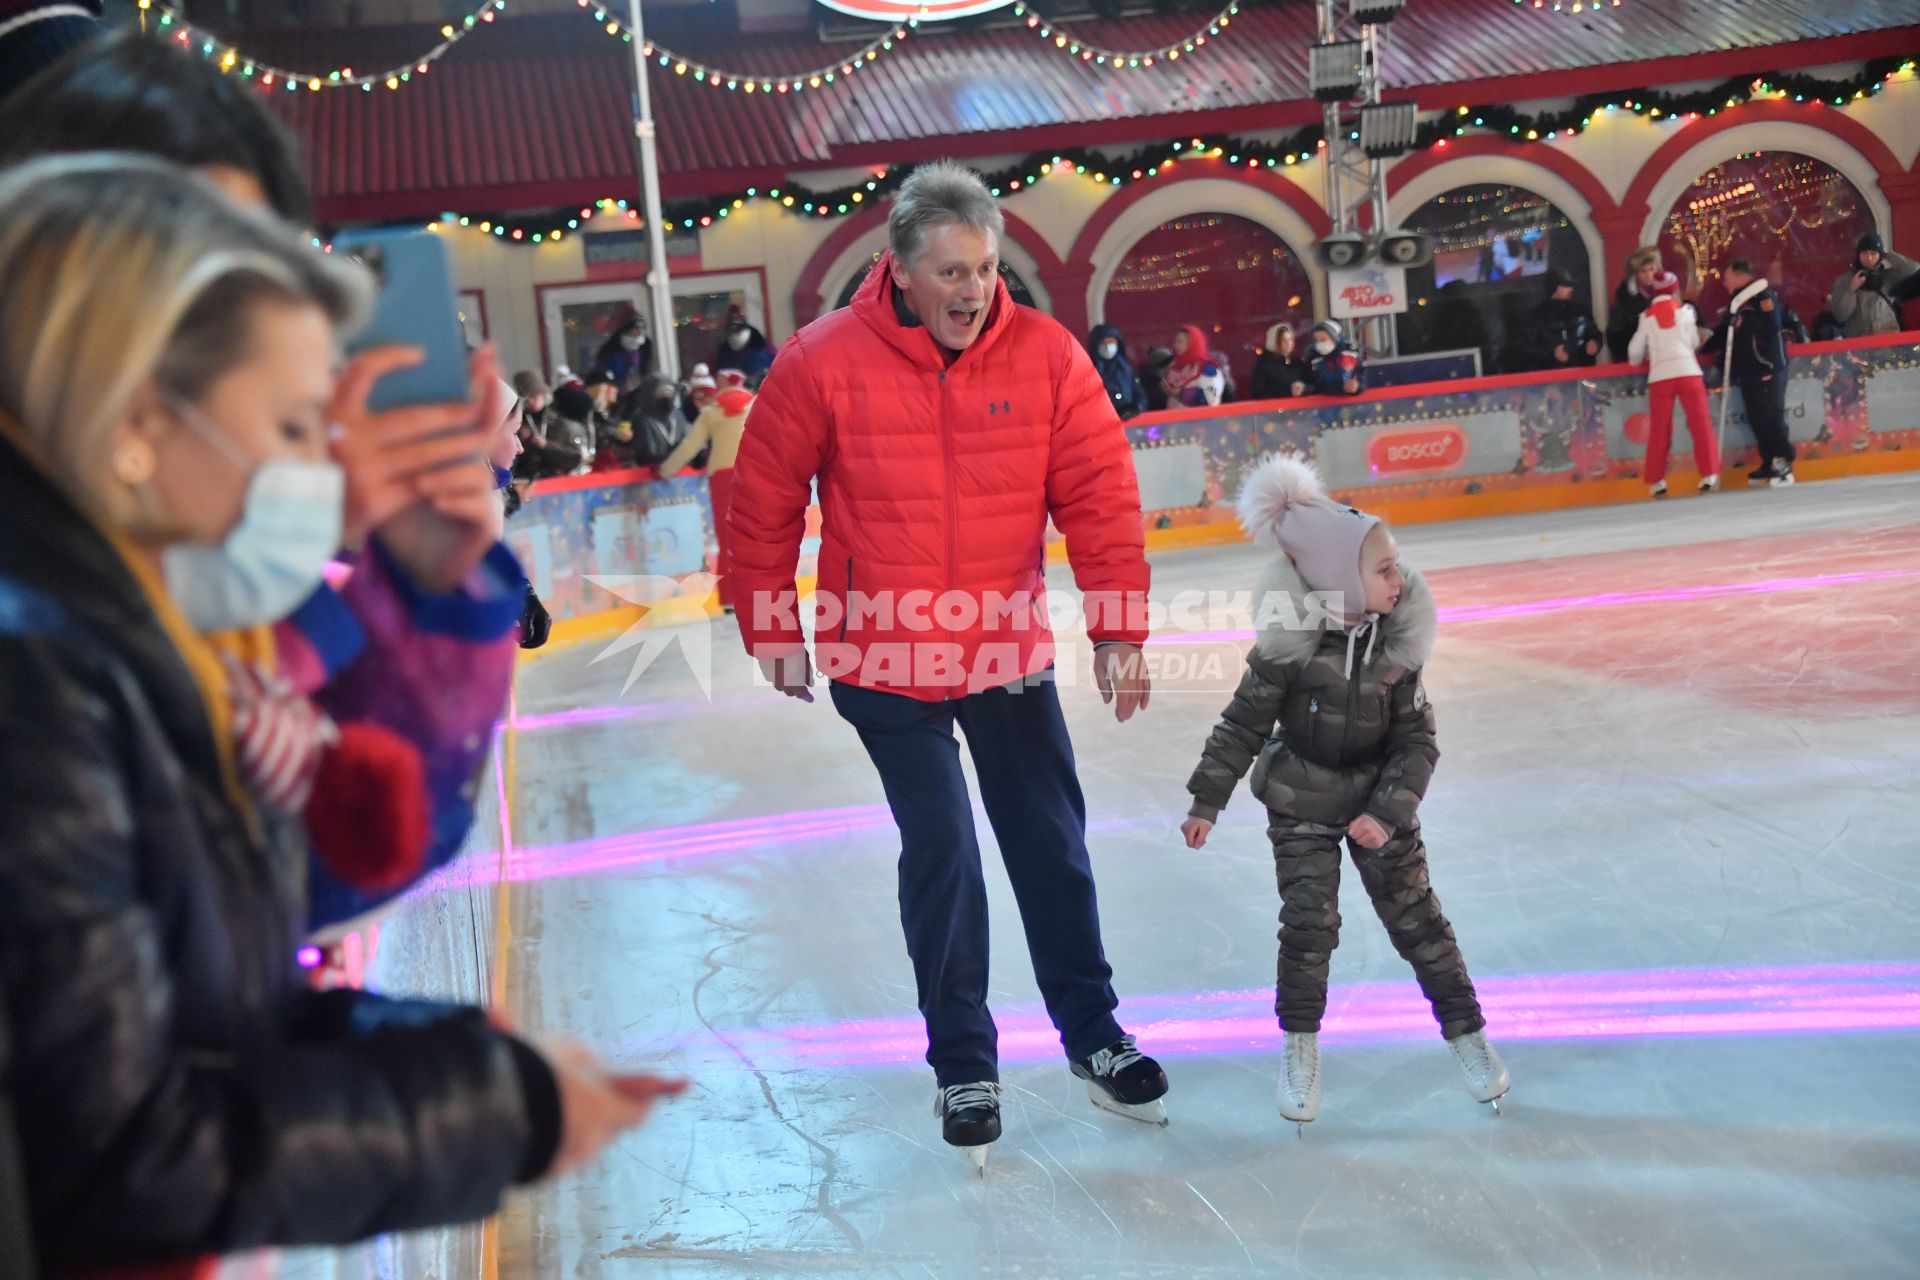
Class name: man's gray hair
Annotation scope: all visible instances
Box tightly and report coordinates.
[888,161,1005,269]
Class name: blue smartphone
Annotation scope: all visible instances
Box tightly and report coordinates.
[332,229,471,412]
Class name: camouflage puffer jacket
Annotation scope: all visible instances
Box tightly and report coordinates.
[1186,555,1438,830]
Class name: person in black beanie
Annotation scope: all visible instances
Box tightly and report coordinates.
[1828,231,1917,338]
[0,0,101,105]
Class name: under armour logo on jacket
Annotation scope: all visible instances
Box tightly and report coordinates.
[987,400,1013,414]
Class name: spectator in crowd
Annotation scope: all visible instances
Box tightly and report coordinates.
[0,152,683,1276]
[628,372,688,469]
[1306,320,1365,396]
[1606,246,1667,362]
[1251,322,1313,400]
[488,386,552,648]
[1828,232,1917,338]
[1517,269,1601,371]
[546,383,599,473]
[659,383,756,612]
[1627,270,1718,497]
[591,306,653,388]
[1161,325,1214,405]
[1138,345,1176,413]
[0,0,100,104]
[1089,324,1149,419]
[1704,258,1795,487]
[513,370,551,432]
[714,306,775,388]
[683,362,718,424]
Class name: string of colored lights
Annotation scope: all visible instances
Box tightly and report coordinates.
[579,0,920,95]
[1512,0,1625,12]
[1007,1,1242,70]
[402,55,1914,246]
[586,1,1244,92]
[133,0,507,92]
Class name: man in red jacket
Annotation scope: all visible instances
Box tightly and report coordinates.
[726,161,1168,1167]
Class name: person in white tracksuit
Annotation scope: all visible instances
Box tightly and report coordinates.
[1627,270,1720,497]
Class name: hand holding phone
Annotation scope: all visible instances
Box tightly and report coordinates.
[333,229,470,412]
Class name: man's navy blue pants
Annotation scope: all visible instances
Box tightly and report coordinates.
[830,671,1124,1087]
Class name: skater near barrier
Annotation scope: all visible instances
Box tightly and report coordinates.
[726,161,1169,1172]
[1704,259,1796,487]
[1627,270,1720,498]
[1180,456,1508,1132]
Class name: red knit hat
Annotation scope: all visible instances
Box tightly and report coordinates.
[1647,270,1681,297]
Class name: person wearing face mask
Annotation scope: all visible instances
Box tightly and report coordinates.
[1087,325,1148,419]
[713,308,775,388]
[0,26,546,940]
[591,306,653,389]
[0,155,685,1275]
[1305,320,1365,396]
[488,387,551,649]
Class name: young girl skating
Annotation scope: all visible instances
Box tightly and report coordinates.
[1180,456,1508,1128]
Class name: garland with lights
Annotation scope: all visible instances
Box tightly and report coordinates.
[134,0,507,92]
[586,1,1244,94]
[396,53,1913,245]
[1008,1,1240,69]
[1411,54,1914,148]
[1513,0,1626,11]
[578,0,922,95]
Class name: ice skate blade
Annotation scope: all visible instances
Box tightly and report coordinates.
[965,1144,990,1176]
[1085,1082,1169,1127]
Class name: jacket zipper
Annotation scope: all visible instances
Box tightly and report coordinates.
[840,554,853,642]
[939,369,957,700]
[1307,696,1319,757]
[1340,659,1362,765]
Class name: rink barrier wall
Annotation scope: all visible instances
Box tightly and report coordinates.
[506,332,1920,659]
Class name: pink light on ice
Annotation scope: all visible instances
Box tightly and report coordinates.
[1155,568,1919,646]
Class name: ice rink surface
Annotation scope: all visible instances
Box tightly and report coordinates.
[471,472,1920,1279]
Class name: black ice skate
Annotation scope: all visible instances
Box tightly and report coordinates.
[1071,1034,1170,1126]
[935,1081,1002,1175]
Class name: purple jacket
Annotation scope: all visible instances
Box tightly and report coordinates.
[280,541,522,933]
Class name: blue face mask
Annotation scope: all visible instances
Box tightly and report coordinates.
[157,396,345,632]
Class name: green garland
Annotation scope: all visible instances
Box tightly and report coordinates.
[372,54,1915,246]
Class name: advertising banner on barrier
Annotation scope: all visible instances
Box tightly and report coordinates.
[1602,375,1826,459]
[1315,410,1523,488]
[1864,363,1920,435]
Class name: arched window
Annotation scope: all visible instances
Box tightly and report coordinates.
[1101,213,1311,398]
[834,252,1037,312]
[1659,151,1872,329]
[1393,183,1593,375]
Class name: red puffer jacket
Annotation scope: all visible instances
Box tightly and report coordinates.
[726,253,1149,700]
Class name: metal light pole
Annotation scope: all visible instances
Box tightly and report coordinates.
[626,0,680,380]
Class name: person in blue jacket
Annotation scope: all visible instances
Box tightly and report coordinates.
[1306,320,1366,396]
[1089,324,1149,419]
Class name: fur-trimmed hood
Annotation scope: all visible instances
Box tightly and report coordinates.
[1250,551,1437,673]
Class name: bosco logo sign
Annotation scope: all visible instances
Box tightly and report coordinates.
[1367,425,1469,477]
